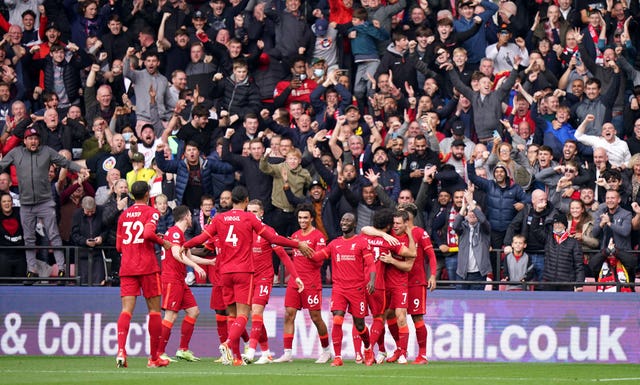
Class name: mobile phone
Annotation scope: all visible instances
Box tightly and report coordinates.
[574,52,582,66]
[492,130,501,139]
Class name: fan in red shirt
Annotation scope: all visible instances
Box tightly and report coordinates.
[156,205,215,363]
[312,212,376,367]
[181,186,314,366]
[360,208,416,365]
[273,203,330,364]
[399,202,437,365]
[243,200,304,364]
[115,182,172,369]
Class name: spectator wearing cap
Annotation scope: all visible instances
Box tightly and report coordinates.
[453,0,499,69]
[312,18,339,71]
[309,57,328,83]
[366,145,400,202]
[0,127,89,279]
[30,21,64,63]
[284,179,340,242]
[441,139,467,178]
[126,152,155,191]
[542,213,584,291]
[440,121,475,160]
[71,196,107,285]
[484,23,529,74]
[467,158,530,255]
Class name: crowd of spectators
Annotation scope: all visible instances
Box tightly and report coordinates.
[0,0,639,290]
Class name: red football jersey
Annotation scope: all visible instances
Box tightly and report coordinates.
[316,234,373,290]
[385,233,409,289]
[290,228,326,288]
[116,204,162,277]
[201,209,265,274]
[161,225,186,283]
[362,234,404,290]
[253,225,279,277]
[408,226,437,286]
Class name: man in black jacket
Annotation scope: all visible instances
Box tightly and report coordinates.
[543,214,584,291]
[504,189,558,282]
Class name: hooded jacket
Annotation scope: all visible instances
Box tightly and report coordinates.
[467,161,530,232]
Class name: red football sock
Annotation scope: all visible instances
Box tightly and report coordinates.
[387,317,399,343]
[249,314,263,350]
[319,333,329,349]
[148,312,162,361]
[158,319,173,355]
[332,315,344,357]
[228,314,248,358]
[283,333,294,350]
[369,317,385,351]
[216,314,228,344]
[117,311,132,352]
[352,325,362,355]
[398,324,409,354]
[179,316,196,351]
[358,326,371,349]
[259,323,269,352]
[414,319,427,357]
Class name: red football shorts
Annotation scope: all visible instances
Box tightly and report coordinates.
[221,272,254,306]
[330,287,367,318]
[252,273,274,307]
[209,284,226,311]
[120,273,161,298]
[385,286,408,310]
[366,288,386,316]
[162,281,197,312]
[407,285,428,315]
[284,285,322,311]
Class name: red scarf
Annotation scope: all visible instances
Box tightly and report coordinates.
[587,24,603,64]
[553,231,569,244]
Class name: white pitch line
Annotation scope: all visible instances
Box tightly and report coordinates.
[2,369,638,382]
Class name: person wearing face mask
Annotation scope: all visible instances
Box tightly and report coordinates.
[542,213,584,291]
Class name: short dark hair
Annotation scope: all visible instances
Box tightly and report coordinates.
[372,208,395,230]
[173,205,191,222]
[295,202,315,219]
[200,194,214,205]
[231,185,248,203]
[352,7,368,21]
[22,9,36,19]
[131,181,150,200]
[191,104,209,118]
[394,210,410,222]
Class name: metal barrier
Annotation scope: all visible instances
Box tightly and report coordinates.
[0,246,637,290]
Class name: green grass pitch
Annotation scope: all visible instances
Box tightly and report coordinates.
[0,357,638,385]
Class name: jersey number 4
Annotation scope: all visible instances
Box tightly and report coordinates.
[121,221,144,245]
[225,225,238,246]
